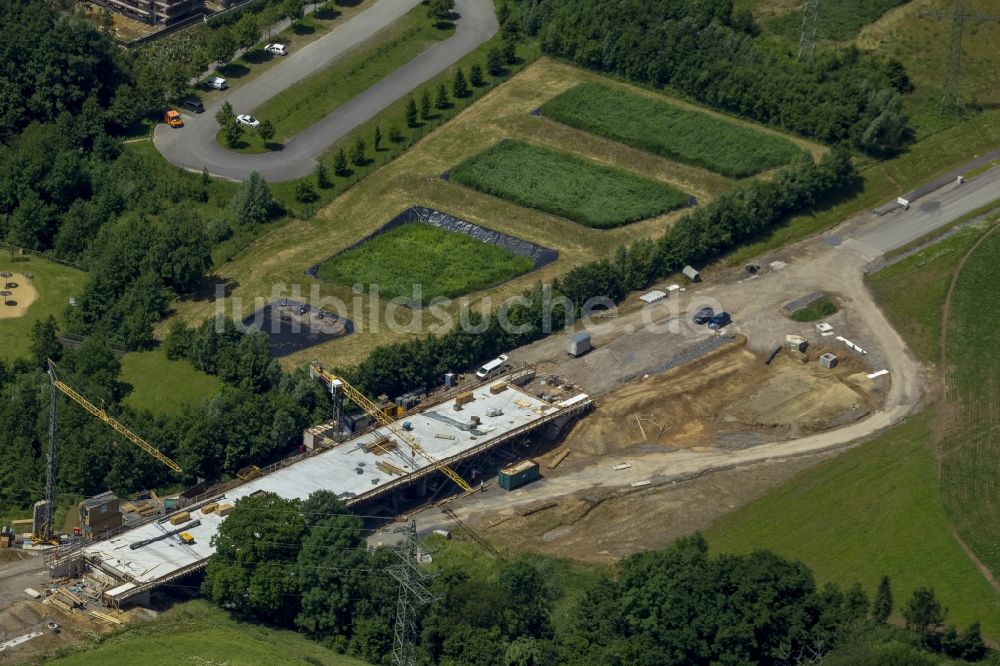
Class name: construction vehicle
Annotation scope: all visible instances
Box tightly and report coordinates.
[309,361,473,494]
[35,361,183,542]
[164,109,183,127]
[179,532,195,545]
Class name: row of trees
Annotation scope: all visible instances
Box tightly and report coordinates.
[203,498,992,665]
[344,148,855,398]
[512,0,911,155]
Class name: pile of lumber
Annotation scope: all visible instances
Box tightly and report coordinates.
[364,438,397,455]
[49,587,85,613]
[89,609,122,625]
[376,461,405,477]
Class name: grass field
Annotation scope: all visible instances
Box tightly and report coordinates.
[226,5,452,153]
[939,227,1000,578]
[120,349,222,416]
[317,223,534,303]
[705,411,1000,639]
[867,222,994,363]
[0,255,86,362]
[540,82,805,178]
[449,140,690,228]
[48,600,369,666]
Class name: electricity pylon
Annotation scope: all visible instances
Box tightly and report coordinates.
[797,0,821,62]
[919,1,1000,113]
[388,521,437,666]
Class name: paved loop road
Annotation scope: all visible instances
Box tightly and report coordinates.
[154,0,498,182]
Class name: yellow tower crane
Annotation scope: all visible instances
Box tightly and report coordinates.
[309,362,473,493]
[38,360,183,541]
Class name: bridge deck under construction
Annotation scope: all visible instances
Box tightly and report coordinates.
[82,378,591,604]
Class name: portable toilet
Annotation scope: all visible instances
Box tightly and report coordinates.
[566,331,592,357]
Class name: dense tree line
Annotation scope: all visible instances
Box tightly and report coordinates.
[511,0,911,155]
[204,498,992,665]
[347,149,855,398]
[0,1,285,351]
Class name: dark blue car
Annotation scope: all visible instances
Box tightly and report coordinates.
[708,312,731,330]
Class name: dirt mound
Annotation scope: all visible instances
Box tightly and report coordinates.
[561,343,877,457]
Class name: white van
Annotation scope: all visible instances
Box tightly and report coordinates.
[206,76,228,90]
[475,354,509,380]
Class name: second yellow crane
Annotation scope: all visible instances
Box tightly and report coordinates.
[310,362,473,493]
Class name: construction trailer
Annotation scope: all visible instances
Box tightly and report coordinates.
[96,0,203,25]
[566,331,592,357]
[682,265,701,283]
[498,460,540,491]
[79,492,123,540]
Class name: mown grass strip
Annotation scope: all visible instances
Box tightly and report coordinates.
[317,223,535,303]
[449,140,690,228]
[227,6,453,153]
[540,82,805,178]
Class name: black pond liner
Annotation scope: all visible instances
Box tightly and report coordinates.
[305,205,560,281]
[241,300,354,358]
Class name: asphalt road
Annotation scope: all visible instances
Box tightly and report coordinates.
[153,0,498,181]
[851,164,1000,256]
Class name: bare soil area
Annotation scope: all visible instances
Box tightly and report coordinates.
[558,339,879,460]
[479,452,836,564]
[0,272,38,320]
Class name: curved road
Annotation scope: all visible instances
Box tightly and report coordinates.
[154,0,498,181]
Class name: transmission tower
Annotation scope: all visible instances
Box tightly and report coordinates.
[388,521,437,666]
[919,1,1000,114]
[797,0,821,62]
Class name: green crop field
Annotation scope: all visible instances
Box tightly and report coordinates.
[317,223,535,303]
[120,349,222,416]
[226,5,453,153]
[449,140,690,228]
[0,255,86,362]
[938,227,1000,577]
[867,222,994,363]
[540,82,805,178]
[706,411,1000,639]
[48,600,369,666]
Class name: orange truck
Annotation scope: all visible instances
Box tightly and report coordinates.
[164,109,183,127]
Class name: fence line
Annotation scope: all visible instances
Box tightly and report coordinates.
[0,242,90,272]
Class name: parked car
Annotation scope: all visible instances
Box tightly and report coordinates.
[206,76,228,90]
[476,354,509,380]
[237,114,260,128]
[181,99,205,114]
[708,312,732,330]
[163,109,183,127]
[265,43,287,56]
[692,307,715,325]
